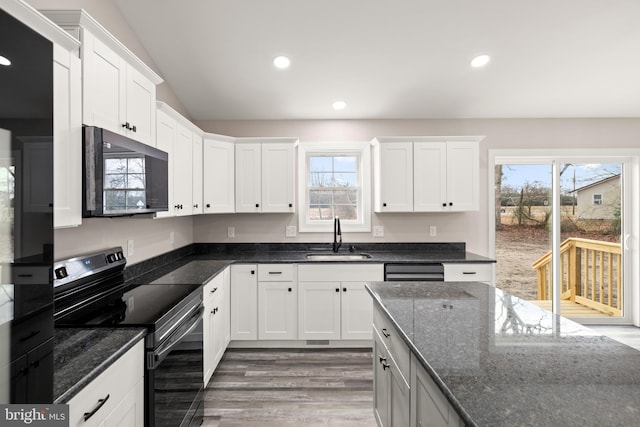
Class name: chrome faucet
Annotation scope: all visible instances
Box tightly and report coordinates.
[333,216,342,253]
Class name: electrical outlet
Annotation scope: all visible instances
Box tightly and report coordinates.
[373,226,384,237]
[430,226,437,237]
[127,239,134,256]
[227,227,235,238]
[286,226,297,237]
[169,231,175,245]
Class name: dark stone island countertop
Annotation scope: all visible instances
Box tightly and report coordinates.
[53,328,146,403]
[367,281,640,427]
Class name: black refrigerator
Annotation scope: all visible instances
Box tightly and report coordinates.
[0,7,55,403]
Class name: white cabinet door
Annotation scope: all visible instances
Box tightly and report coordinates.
[410,354,462,427]
[173,123,193,216]
[235,143,262,212]
[53,44,82,228]
[297,282,341,340]
[103,378,144,427]
[261,143,295,213]
[124,66,156,146]
[258,282,297,340]
[204,273,224,385]
[445,141,479,211]
[154,109,175,218]
[235,141,296,213]
[340,281,374,340]
[82,31,126,136]
[230,265,258,340]
[374,331,390,427]
[375,142,413,212]
[414,142,447,212]
[192,134,203,214]
[203,138,235,213]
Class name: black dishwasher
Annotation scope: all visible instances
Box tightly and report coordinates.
[384,263,444,281]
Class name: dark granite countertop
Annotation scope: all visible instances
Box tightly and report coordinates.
[366,281,640,427]
[53,328,146,403]
[123,242,494,287]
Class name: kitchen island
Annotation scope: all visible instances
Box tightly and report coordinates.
[366,281,640,427]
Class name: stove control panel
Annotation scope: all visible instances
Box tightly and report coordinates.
[53,246,127,288]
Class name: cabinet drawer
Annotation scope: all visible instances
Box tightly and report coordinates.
[204,272,225,304]
[443,263,494,282]
[373,304,410,381]
[258,264,295,281]
[67,340,144,427]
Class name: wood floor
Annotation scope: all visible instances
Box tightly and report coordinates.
[202,348,377,427]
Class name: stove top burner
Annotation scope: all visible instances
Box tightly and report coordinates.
[53,247,202,339]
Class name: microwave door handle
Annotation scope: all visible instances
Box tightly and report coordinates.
[151,306,203,368]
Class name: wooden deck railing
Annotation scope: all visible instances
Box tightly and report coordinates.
[532,238,622,316]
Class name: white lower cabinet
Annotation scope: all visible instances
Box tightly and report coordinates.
[373,325,410,427]
[258,264,297,340]
[297,264,383,340]
[230,264,258,340]
[203,268,230,385]
[67,340,144,427]
[410,354,463,427]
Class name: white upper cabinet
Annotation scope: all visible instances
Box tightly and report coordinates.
[154,107,176,219]
[373,137,481,213]
[235,139,297,213]
[374,141,414,212]
[173,122,194,216]
[41,10,163,146]
[155,102,203,218]
[192,134,203,214]
[203,136,235,214]
[53,43,82,228]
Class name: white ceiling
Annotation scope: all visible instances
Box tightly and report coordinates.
[113,0,640,121]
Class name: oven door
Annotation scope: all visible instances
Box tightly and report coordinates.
[146,304,204,427]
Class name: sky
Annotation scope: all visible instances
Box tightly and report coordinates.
[500,163,621,193]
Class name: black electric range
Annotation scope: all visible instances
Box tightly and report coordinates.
[53,247,204,427]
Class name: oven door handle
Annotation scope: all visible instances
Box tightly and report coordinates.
[150,305,203,369]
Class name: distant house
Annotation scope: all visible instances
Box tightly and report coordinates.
[570,174,620,220]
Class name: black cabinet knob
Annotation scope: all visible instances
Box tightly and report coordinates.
[251,270,255,275]
[383,203,387,207]
[335,288,340,293]
[255,203,260,208]
[449,202,453,206]
[194,204,198,208]
[206,203,211,208]
[343,287,347,292]
[442,203,447,207]
[288,288,292,292]
[288,203,293,208]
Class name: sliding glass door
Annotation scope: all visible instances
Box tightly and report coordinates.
[492,153,629,323]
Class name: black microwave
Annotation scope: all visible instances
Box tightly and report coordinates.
[83,126,169,217]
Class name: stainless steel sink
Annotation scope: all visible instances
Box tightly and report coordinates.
[305,253,372,261]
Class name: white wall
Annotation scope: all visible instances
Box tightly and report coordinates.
[54,216,194,264]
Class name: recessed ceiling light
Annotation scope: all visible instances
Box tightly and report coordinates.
[0,55,11,66]
[332,101,347,110]
[470,54,490,68]
[273,56,290,69]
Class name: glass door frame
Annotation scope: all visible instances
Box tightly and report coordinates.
[488,148,640,326]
